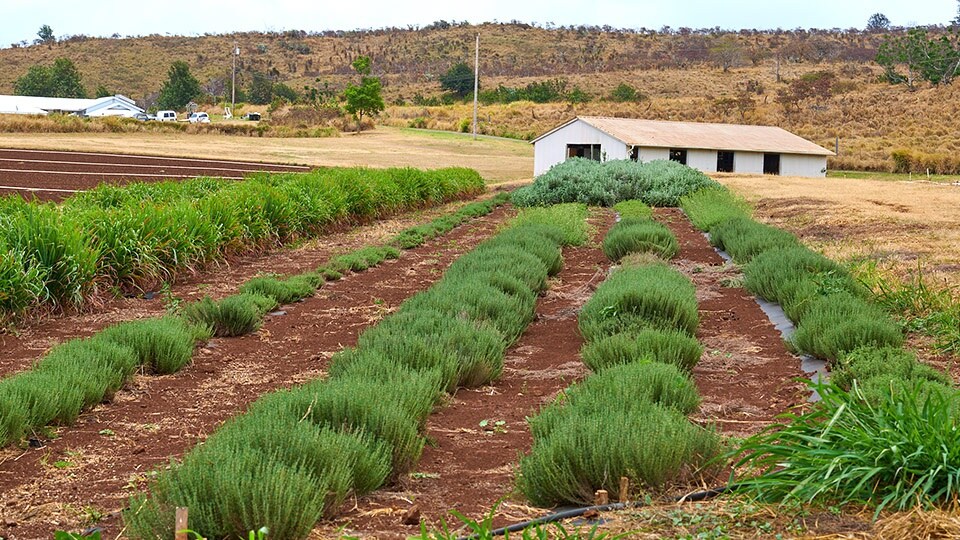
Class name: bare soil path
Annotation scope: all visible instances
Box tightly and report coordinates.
[317,208,617,539]
[0,206,515,540]
[654,207,808,437]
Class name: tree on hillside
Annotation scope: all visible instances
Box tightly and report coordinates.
[157,61,202,109]
[876,28,960,87]
[866,13,891,32]
[343,55,384,131]
[95,85,112,98]
[247,71,274,105]
[710,36,745,72]
[36,24,55,45]
[13,58,87,98]
[440,62,476,97]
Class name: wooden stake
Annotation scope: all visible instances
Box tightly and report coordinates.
[619,476,630,502]
[594,489,609,506]
[175,507,189,540]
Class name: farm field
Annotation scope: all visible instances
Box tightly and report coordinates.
[0,151,958,539]
[0,126,534,185]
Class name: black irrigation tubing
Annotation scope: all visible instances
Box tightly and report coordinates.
[457,486,730,540]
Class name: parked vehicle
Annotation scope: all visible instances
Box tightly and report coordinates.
[187,112,210,124]
[156,110,177,122]
[243,112,261,121]
[133,112,156,121]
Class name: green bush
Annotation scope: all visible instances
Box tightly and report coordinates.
[602,218,679,261]
[744,246,863,322]
[612,199,653,220]
[579,263,699,342]
[732,381,960,514]
[680,187,750,231]
[512,159,720,208]
[520,399,718,506]
[98,316,210,374]
[239,275,317,304]
[709,216,799,263]
[790,293,903,360]
[832,346,952,390]
[581,329,703,373]
[510,203,590,246]
[182,293,277,337]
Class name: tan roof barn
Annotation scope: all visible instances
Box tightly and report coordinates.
[532,116,833,178]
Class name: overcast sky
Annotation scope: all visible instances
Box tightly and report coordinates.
[3,0,956,47]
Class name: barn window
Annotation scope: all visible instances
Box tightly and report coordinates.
[669,149,687,165]
[763,153,781,175]
[717,151,734,173]
[567,144,602,161]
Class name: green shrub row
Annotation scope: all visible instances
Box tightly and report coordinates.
[603,217,679,261]
[681,191,902,361]
[124,204,588,539]
[388,192,511,249]
[512,159,720,208]
[0,195,510,450]
[520,253,717,506]
[0,166,485,322]
[0,317,210,446]
[679,188,960,513]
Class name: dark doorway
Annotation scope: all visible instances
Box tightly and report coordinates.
[567,144,602,161]
[669,149,688,165]
[630,147,640,161]
[763,153,781,175]
[717,151,734,173]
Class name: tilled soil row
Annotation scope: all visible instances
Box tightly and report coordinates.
[0,205,515,540]
[0,195,500,380]
[317,208,618,539]
[654,207,808,436]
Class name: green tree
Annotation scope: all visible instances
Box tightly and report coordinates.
[247,71,274,105]
[36,24,54,45]
[877,28,960,87]
[157,61,202,110]
[710,36,744,72]
[94,85,112,98]
[866,13,891,32]
[609,83,644,102]
[13,58,86,98]
[440,62,476,97]
[343,55,384,131]
[273,82,300,103]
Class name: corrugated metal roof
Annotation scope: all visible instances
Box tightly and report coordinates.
[533,116,834,156]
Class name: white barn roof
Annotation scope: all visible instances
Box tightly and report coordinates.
[533,116,833,157]
[0,94,143,117]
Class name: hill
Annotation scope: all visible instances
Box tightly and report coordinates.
[1,23,957,173]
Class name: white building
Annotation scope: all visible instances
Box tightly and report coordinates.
[0,94,143,118]
[532,116,834,178]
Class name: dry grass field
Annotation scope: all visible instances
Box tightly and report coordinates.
[717,174,960,291]
[0,126,534,184]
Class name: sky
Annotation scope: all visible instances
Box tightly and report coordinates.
[2,0,956,47]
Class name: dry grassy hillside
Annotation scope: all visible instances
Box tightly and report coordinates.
[1,23,956,172]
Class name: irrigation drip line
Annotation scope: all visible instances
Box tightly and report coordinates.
[456,486,729,539]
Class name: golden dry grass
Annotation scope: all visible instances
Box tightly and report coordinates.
[716,174,960,291]
[0,126,534,184]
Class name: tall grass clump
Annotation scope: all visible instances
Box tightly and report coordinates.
[126,206,580,538]
[602,218,679,261]
[732,380,960,516]
[0,166,485,321]
[581,329,703,373]
[512,159,720,207]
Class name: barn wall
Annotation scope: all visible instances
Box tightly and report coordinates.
[533,121,628,176]
[734,152,764,174]
[686,149,717,172]
[782,154,827,177]
[636,147,669,162]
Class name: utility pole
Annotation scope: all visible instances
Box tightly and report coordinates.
[231,42,239,115]
[473,33,479,140]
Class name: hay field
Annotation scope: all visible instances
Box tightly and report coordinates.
[0,126,534,184]
[718,174,960,290]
